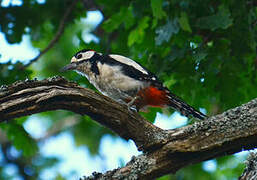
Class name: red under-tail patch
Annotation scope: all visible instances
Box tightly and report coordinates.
[137,86,169,108]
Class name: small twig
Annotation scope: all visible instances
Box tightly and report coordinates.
[23,0,79,68]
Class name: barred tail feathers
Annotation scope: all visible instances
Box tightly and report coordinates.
[166,92,207,120]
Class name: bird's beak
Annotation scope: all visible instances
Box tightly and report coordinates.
[60,63,77,72]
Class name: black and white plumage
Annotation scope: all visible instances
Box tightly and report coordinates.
[61,49,207,120]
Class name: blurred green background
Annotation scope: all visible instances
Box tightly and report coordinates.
[0,0,256,179]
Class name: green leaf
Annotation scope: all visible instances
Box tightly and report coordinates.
[128,16,150,46]
[152,18,158,29]
[196,5,233,31]
[103,6,135,32]
[151,0,166,20]
[155,19,179,45]
[193,48,208,63]
[163,76,176,88]
[178,12,192,33]
[140,107,161,123]
[0,122,38,157]
[123,6,135,29]
[0,62,33,84]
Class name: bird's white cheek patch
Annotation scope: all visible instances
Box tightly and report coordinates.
[82,51,95,60]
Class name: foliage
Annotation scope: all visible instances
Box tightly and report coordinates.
[0,0,256,179]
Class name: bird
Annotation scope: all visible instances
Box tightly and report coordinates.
[61,49,207,120]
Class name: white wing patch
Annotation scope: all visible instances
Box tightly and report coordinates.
[109,54,148,75]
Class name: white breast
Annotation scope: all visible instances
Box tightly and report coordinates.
[94,62,148,100]
[98,62,145,90]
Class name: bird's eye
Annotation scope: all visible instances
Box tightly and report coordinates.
[76,54,82,59]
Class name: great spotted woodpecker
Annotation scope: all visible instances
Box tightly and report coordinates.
[61,49,207,120]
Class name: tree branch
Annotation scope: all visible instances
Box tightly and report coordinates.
[0,76,166,151]
[23,0,79,68]
[82,99,257,180]
[0,77,256,179]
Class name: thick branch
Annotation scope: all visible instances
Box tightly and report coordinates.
[0,76,166,151]
[1,77,257,179]
[81,97,257,179]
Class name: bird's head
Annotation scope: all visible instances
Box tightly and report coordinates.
[61,49,101,74]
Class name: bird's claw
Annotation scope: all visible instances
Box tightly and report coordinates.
[128,104,138,113]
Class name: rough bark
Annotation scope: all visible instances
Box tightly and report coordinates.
[0,76,256,179]
[0,76,166,151]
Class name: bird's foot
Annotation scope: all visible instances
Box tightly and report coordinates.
[127,97,140,113]
[128,104,138,113]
